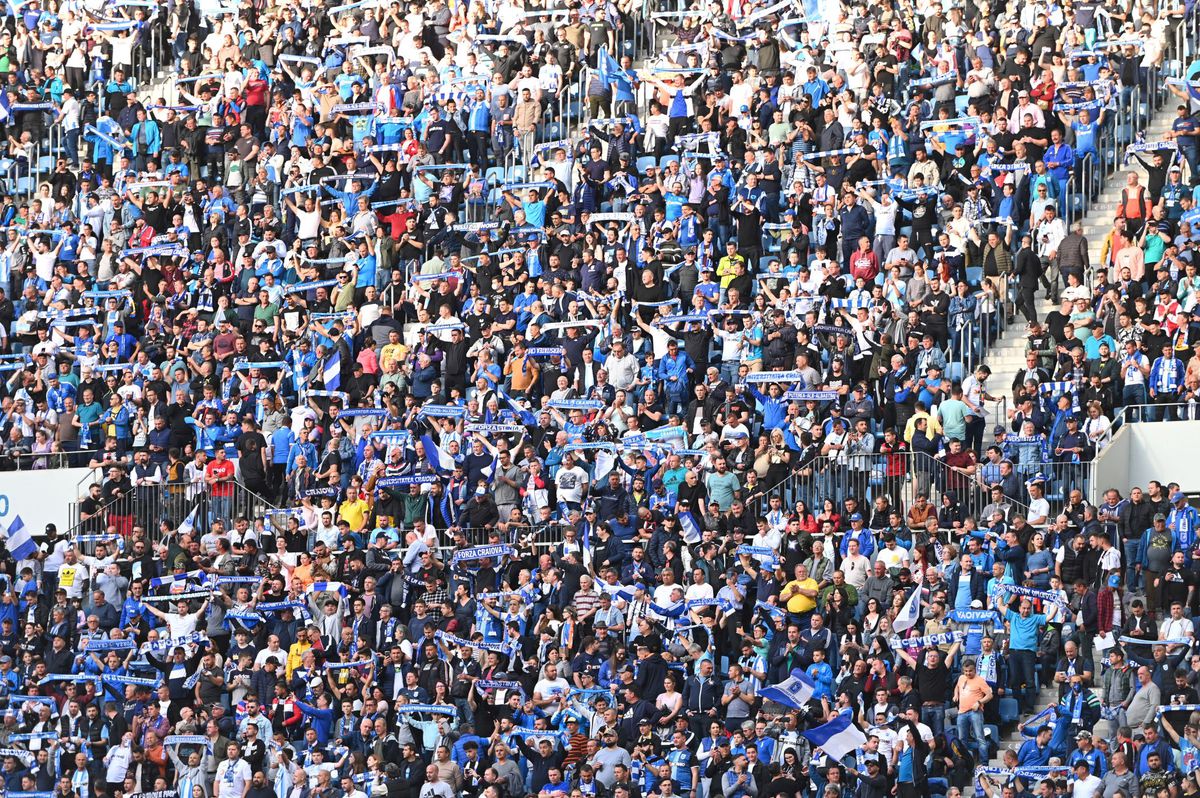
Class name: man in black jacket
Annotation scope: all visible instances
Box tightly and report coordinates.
[393,744,426,798]
[681,657,715,739]
[1013,233,1043,322]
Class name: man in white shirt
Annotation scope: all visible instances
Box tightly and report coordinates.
[1027,482,1051,527]
[1069,759,1102,798]
[1160,601,1194,658]
[604,340,640,391]
[214,742,252,798]
[532,663,570,706]
[553,454,588,511]
[842,538,871,591]
[1034,205,1067,262]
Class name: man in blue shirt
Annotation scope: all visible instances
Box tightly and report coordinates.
[1044,129,1075,202]
[1003,593,1047,713]
[1149,341,1186,421]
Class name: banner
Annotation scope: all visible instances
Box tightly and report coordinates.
[376,474,440,488]
[465,423,526,434]
[336,408,388,418]
[418,404,466,417]
[1120,636,1192,646]
[541,319,604,333]
[140,590,214,602]
[994,583,1069,608]
[85,638,137,651]
[548,399,604,411]
[163,735,210,747]
[451,544,515,564]
[735,545,779,567]
[102,674,163,687]
[140,632,210,654]
[435,629,512,654]
[477,679,524,694]
[783,390,838,401]
[948,609,999,624]
[745,370,806,383]
[891,630,965,649]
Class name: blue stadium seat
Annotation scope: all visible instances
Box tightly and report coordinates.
[635,155,656,176]
[955,95,970,115]
[998,697,1020,726]
[485,166,506,185]
[965,266,983,287]
[659,154,679,169]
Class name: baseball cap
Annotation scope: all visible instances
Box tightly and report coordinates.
[1154,513,1167,522]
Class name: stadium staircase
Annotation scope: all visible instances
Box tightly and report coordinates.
[974,100,1180,772]
[980,108,1178,415]
[984,682,1063,769]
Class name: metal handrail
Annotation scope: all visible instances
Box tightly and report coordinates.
[755,448,1038,518]
[1112,401,1200,429]
[67,479,281,542]
[1,450,98,471]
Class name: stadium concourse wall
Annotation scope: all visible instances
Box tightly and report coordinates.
[0,467,94,538]
[1095,418,1200,497]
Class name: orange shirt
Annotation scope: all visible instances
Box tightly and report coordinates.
[957,673,991,713]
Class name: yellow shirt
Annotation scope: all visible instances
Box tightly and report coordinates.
[286,640,313,679]
[784,577,819,614]
[338,498,370,531]
[717,255,745,289]
[380,342,409,370]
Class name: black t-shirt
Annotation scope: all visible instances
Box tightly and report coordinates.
[236,430,267,477]
[1161,565,1196,608]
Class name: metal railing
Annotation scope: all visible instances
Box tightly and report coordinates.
[0,450,98,471]
[67,481,279,542]
[1112,401,1200,428]
[756,449,1097,527]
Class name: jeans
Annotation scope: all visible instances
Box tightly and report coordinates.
[956,709,986,760]
[920,704,945,737]
[719,361,740,386]
[1122,383,1148,422]
[209,494,232,528]
[1009,648,1038,711]
[1124,538,1143,591]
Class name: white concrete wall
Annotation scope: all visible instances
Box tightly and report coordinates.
[1095,421,1200,494]
[0,467,93,537]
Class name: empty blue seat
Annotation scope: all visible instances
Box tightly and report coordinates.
[965,266,983,286]
[659,154,679,169]
[635,155,656,175]
[998,697,1020,726]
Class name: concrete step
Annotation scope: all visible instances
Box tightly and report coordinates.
[972,99,1174,380]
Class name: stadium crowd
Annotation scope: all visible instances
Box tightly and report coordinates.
[0,0,1200,798]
